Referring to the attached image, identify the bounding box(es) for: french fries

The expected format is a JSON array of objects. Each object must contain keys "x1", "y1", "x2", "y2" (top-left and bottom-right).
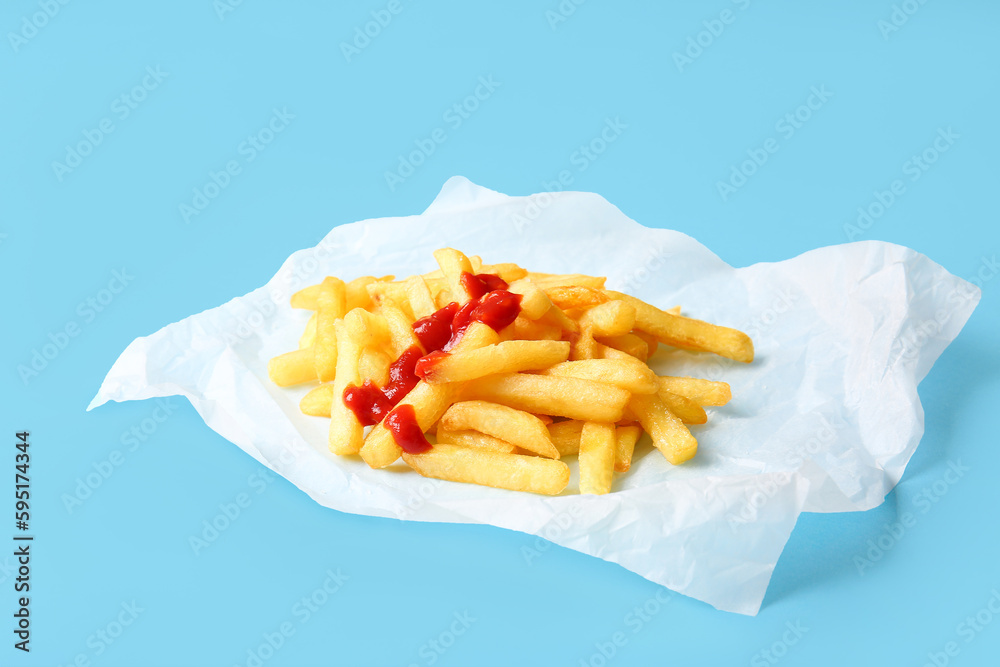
[{"x1": 267, "y1": 247, "x2": 751, "y2": 495}]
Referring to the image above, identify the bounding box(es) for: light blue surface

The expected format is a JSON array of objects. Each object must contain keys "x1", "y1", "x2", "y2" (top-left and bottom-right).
[{"x1": 2, "y1": 1, "x2": 998, "y2": 665}]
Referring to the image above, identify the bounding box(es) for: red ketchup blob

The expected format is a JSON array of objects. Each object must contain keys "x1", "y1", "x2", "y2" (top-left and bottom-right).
[
  {"x1": 414, "y1": 350, "x2": 450, "y2": 380},
  {"x1": 460, "y1": 271, "x2": 508, "y2": 300},
  {"x1": 412, "y1": 302, "x2": 459, "y2": 352},
  {"x1": 342, "y1": 345, "x2": 423, "y2": 426},
  {"x1": 385, "y1": 404, "x2": 431, "y2": 454},
  {"x1": 449, "y1": 290, "x2": 523, "y2": 345}
]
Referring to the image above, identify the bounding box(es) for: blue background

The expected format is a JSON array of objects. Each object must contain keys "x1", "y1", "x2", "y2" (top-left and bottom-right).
[{"x1": 2, "y1": 0, "x2": 998, "y2": 665}]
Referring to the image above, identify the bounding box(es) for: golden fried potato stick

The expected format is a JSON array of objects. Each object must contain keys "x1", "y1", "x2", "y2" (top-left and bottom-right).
[
  {"x1": 402, "y1": 444, "x2": 570, "y2": 495},
  {"x1": 657, "y1": 376, "x2": 732, "y2": 406},
  {"x1": 435, "y1": 427, "x2": 517, "y2": 454},
  {"x1": 578, "y1": 300, "x2": 636, "y2": 338},
  {"x1": 441, "y1": 401, "x2": 559, "y2": 459},
  {"x1": 628, "y1": 394, "x2": 698, "y2": 465},
  {"x1": 360, "y1": 382, "x2": 463, "y2": 468},
  {"x1": 540, "y1": 358, "x2": 657, "y2": 395},
  {"x1": 462, "y1": 373, "x2": 630, "y2": 422},
  {"x1": 547, "y1": 420, "x2": 584, "y2": 457},
  {"x1": 614, "y1": 425, "x2": 642, "y2": 472},
  {"x1": 268, "y1": 348, "x2": 316, "y2": 386},
  {"x1": 300, "y1": 383, "x2": 333, "y2": 417},
  {"x1": 418, "y1": 340, "x2": 570, "y2": 384},
  {"x1": 579, "y1": 422, "x2": 616, "y2": 495},
  {"x1": 299, "y1": 312, "x2": 318, "y2": 349},
  {"x1": 433, "y1": 248, "x2": 475, "y2": 303},
  {"x1": 657, "y1": 389, "x2": 708, "y2": 425},
  {"x1": 313, "y1": 277, "x2": 347, "y2": 382},
  {"x1": 604, "y1": 291, "x2": 753, "y2": 363}
]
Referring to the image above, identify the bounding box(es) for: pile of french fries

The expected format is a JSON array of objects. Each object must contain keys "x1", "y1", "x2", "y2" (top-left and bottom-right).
[{"x1": 267, "y1": 248, "x2": 752, "y2": 496}]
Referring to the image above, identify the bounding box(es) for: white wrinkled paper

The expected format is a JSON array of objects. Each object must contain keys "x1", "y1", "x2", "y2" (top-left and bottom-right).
[{"x1": 89, "y1": 177, "x2": 979, "y2": 614}]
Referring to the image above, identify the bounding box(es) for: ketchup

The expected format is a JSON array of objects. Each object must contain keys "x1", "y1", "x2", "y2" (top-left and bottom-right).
[
  {"x1": 412, "y1": 302, "x2": 458, "y2": 352},
  {"x1": 385, "y1": 404, "x2": 431, "y2": 454},
  {"x1": 460, "y1": 271, "x2": 508, "y2": 299},
  {"x1": 342, "y1": 345, "x2": 423, "y2": 426}
]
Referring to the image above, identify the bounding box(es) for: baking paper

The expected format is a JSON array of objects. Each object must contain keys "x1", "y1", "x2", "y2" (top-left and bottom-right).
[{"x1": 89, "y1": 177, "x2": 979, "y2": 615}]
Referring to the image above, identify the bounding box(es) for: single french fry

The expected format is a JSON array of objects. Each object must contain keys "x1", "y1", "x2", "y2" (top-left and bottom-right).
[
  {"x1": 569, "y1": 328, "x2": 598, "y2": 361},
  {"x1": 448, "y1": 321, "x2": 501, "y2": 352},
  {"x1": 657, "y1": 389, "x2": 707, "y2": 425},
  {"x1": 528, "y1": 273, "x2": 607, "y2": 290},
  {"x1": 360, "y1": 382, "x2": 461, "y2": 468},
  {"x1": 579, "y1": 300, "x2": 636, "y2": 338},
  {"x1": 594, "y1": 343, "x2": 635, "y2": 361},
  {"x1": 544, "y1": 286, "x2": 609, "y2": 310},
  {"x1": 379, "y1": 302, "x2": 422, "y2": 356},
  {"x1": 433, "y1": 248, "x2": 475, "y2": 303},
  {"x1": 345, "y1": 276, "x2": 381, "y2": 311},
  {"x1": 579, "y1": 422, "x2": 615, "y2": 495},
  {"x1": 313, "y1": 277, "x2": 347, "y2": 382},
  {"x1": 614, "y1": 425, "x2": 642, "y2": 472},
  {"x1": 540, "y1": 358, "x2": 657, "y2": 394},
  {"x1": 628, "y1": 394, "x2": 697, "y2": 465},
  {"x1": 299, "y1": 312, "x2": 318, "y2": 349},
  {"x1": 404, "y1": 275, "x2": 436, "y2": 320},
  {"x1": 506, "y1": 278, "x2": 551, "y2": 320},
  {"x1": 328, "y1": 311, "x2": 373, "y2": 455},
  {"x1": 418, "y1": 340, "x2": 570, "y2": 384},
  {"x1": 436, "y1": 427, "x2": 517, "y2": 454},
  {"x1": 657, "y1": 376, "x2": 732, "y2": 406},
  {"x1": 596, "y1": 333, "x2": 647, "y2": 360},
  {"x1": 513, "y1": 316, "x2": 563, "y2": 341},
  {"x1": 268, "y1": 348, "x2": 316, "y2": 386},
  {"x1": 547, "y1": 420, "x2": 584, "y2": 457},
  {"x1": 605, "y1": 291, "x2": 753, "y2": 363},
  {"x1": 300, "y1": 383, "x2": 334, "y2": 417},
  {"x1": 462, "y1": 373, "x2": 630, "y2": 422},
  {"x1": 358, "y1": 347, "x2": 392, "y2": 387},
  {"x1": 402, "y1": 444, "x2": 570, "y2": 495},
  {"x1": 441, "y1": 401, "x2": 559, "y2": 459}
]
